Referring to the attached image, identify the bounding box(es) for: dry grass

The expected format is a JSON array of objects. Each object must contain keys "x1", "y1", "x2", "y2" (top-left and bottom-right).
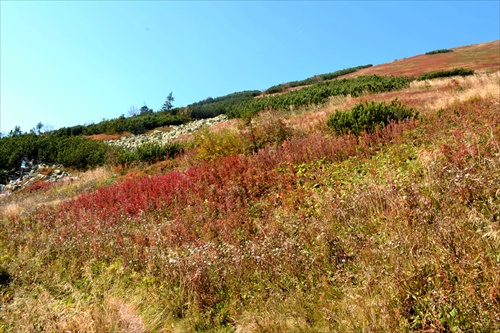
[
  {"x1": 0, "y1": 166, "x2": 116, "y2": 221},
  {"x1": 410, "y1": 71, "x2": 500, "y2": 111},
  {"x1": 85, "y1": 132, "x2": 133, "y2": 141},
  {"x1": 1, "y1": 47, "x2": 500, "y2": 332},
  {"x1": 280, "y1": 71, "x2": 500, "y2": 138},
  {"x1": 2, "y1": 284, "x2": 146, "y2": 333},
  {"x1": 156, "y1": 71, "x2": 499, "y2": 148},
  {"x1": 342, "y1": 40, "x2": 500, "y2": 78},
  {"x1": 3, "y1": 93, "x2": 498, "y2": 331}
]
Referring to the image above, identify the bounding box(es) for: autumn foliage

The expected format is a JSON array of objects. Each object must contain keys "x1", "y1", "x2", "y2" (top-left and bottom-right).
[{"x1": 1, "y1": 46, "x2": 499, "y2": 331}]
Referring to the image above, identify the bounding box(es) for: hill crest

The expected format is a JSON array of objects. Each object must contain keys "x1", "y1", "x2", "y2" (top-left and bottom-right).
[{"x1": 341, "y1": 40, "x2": 500, "y2": 79}]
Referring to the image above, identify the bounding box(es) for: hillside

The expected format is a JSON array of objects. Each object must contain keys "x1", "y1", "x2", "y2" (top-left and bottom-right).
[
  {"x1": 0, "y1": 41, "x2": 499, "y2": 332},
  {"x1": 342, "y1": 40, "x2": 500, "y2": 78}
]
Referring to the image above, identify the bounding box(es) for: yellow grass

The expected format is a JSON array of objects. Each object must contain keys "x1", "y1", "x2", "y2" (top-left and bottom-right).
[
  {"x1": 410, "y1": 71, "x2": 500, "y2": 111},
  {"x1": 270, "y1": 71, "x2": 500, "y2": 138}
]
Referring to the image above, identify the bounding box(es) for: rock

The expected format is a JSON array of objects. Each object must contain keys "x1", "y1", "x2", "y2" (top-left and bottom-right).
[
  {"x1": 106, "y1": 114, "x2": 228, "y2": 150},
  {"x1": 0, "y1": 163, "x2": 72, "y2": 194},
  {"x1": 34, "y1": 174, "x2": 47, "y2": 181},
  {"x1": 1, "y1": 116, "x2": 228, "y2": 193}
]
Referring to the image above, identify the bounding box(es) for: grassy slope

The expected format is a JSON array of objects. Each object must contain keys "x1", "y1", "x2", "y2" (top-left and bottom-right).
[
  {"x1": 342, "y1": 40, "x2": 500, "y2": 78},
  {"x1": 0, "y1": 42, "x2": 499, "y2": 332}
]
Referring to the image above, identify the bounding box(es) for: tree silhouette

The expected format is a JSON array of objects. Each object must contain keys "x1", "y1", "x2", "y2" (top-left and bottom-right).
[
  {"x1": 140, "y1": 105, "x2": 153, "y2": 115},
  {"x1": 162, "y1": 92, "x2": 175, "y2": 112}
]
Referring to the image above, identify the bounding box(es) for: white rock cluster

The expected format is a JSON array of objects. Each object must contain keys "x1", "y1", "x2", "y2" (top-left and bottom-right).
[
  {"x1": 106, "y1": 114, "x2": 228, "y2": 150},
  {"x1": 1, "y1": 163, "x2": 72, "y2": 193}
]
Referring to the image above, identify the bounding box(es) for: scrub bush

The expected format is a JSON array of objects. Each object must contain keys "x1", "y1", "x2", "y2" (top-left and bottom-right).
[
  {"x1": 417, "y1": 68, "x2": 474, "y2": 81},
  {"x1": 425, "y1": 49, "x2": 453, "y2": 55},
  {"x1": 108, "y1": 142, "x2": 183, "y2": 166},
  {"x1": 327, "y1": 99, "x2": 419, "y2": 136},
  {"x1": 135, "y1": 142, "x2": 183, "y2": 163}
]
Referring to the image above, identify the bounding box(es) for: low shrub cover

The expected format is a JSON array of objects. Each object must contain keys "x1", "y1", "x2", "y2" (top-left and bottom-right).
[
  {"x1": 327, "y1": 98, "x2": 419, "y2": 136},
  {"x1": 425, "y1": 49, "x2": 453, "y2": 55},
  {"x1": 417, "y1": 68, "x2": 474, "y2": 81},
  {"x1": 228, "y1": 75, "x2": 411, "y2": 118}
]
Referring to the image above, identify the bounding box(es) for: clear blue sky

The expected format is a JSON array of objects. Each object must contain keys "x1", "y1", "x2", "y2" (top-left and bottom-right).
[{"x1": 1, "y1": 1, "x2": 499, "y2": 134}]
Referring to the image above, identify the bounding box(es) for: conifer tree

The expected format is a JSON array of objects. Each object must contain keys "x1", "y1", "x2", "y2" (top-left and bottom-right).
[{"x1": 162, "y1": 92, "x2": 175, "y2": 112}]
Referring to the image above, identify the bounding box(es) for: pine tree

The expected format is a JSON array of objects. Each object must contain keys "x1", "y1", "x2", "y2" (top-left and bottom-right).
[{"x1": 162, "y1": 92, "x2": 175, "y2": 112}]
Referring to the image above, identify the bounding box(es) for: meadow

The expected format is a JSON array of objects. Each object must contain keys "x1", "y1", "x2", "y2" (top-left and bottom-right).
[{"x1": 1, "y1": 65, "x2": 499, "y2": 331}]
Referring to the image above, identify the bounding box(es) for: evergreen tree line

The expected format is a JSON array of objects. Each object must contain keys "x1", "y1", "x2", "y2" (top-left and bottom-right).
[{"x1": 52, "y1": 90, "x2": 263, "y2": 137}]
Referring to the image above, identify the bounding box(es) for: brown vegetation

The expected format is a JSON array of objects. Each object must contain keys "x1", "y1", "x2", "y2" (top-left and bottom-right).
[
  {"x1": 342, "y1": 40, "x2": 500, "y2": 78},
  {"x1": 1, "y1": 44, "x2": 499, "y2": 332}
]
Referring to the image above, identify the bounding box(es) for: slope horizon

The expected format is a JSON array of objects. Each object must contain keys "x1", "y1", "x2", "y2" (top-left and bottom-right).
[
  {"x1": 1, "y1": 36, "x2": 499, "y2": 331},
  {"x1": 2, "y1": 39, "x2": 499, "y2": 136},
  {"x1": 1, "y1": 0, "x2": 499, "y2": 135}
]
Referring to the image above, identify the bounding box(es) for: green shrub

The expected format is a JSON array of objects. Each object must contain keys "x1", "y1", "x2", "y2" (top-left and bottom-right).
[
  {"x1": 417, "y1": 68, "x2": 474, "y2": 81},
  {"x1": 264, "y1": 64, "x2": 373, "y2": 94},
  {"x1": 109, "y1": 142, "x2": 184, "y2": 166},
  {"x1": 135, "y1": 142, "x2": 183, "y2": 163},
  {"x1": 425, "y1": 49, "x2": 453, "y2": 55},
  {"x1": 187, "y1": 90, "x2": 262, "y2": 119},
  {"x1": 56, "y1": 137, "x2": 108, "y2": 169},
  {"x1": 327, "y1": 99, "x2": 419, "y2": 136},
  {"x1": 0, "y1": 133, "x2": 109, "y2": 172},
  {"x1": 228, "y1": 75, "x2": 411, "y2": 119},
  {"x1": 107, "y1": 146, "x2": 136, "y2": 166},
  {"x1": 265, "y1": 84, "x2": 286, "y2": 94}
]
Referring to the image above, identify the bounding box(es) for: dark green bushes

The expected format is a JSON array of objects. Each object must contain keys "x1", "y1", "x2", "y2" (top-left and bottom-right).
[
  {"x1": 0, "y1": 134, "x2": 109, "y2": 173},
  {"x1": 318, "y1": 64, "x2": 373, "y2": 80},
  {"x1": 187, "y1": 90, "x2": 262, "y2": 119},
  {"x1": 0, "y1": 266, "x2": 12, "y2": 288},
  {"x1": 327, "y1": 99, "x2": 419, "y2": 136},
  {"x1": 0, "y1": 131, "x2": 185, "y2": 182},
  {"x1": 265, "y1": 84, "x2": 287, "y2": 94},
  {"x1": 134, "y1": 142, "x2": 183, "y2": 164},
  {"x1": 55, "y1": 113, "x2": 189, "y2": 137},
  {"x1": 417, "y1": 68, "x2": 474, "y2": 81},
  {"x1": 228, "y1": 75, "x2": 411, "y2": 118},
  {"x1": 109, "y1": 142, "x2": 184, "y2": 166},
  {"x1": 55, "y1": 137, "x2": 109, "y2": 169},
  {"x1": 425, "y1": 49, "x2": 453, "y2": 55},
  {"x1": 0, "y1": 133, "x2": 38, "y2": 171},
  {"x1": 264, "y1": 64, "x2": 373, "y2": 94}
]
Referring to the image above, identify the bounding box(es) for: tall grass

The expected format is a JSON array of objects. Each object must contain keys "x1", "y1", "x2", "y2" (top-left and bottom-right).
[{"x1": 1, "y1": 74, "x2": 499, "y2": 332}]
